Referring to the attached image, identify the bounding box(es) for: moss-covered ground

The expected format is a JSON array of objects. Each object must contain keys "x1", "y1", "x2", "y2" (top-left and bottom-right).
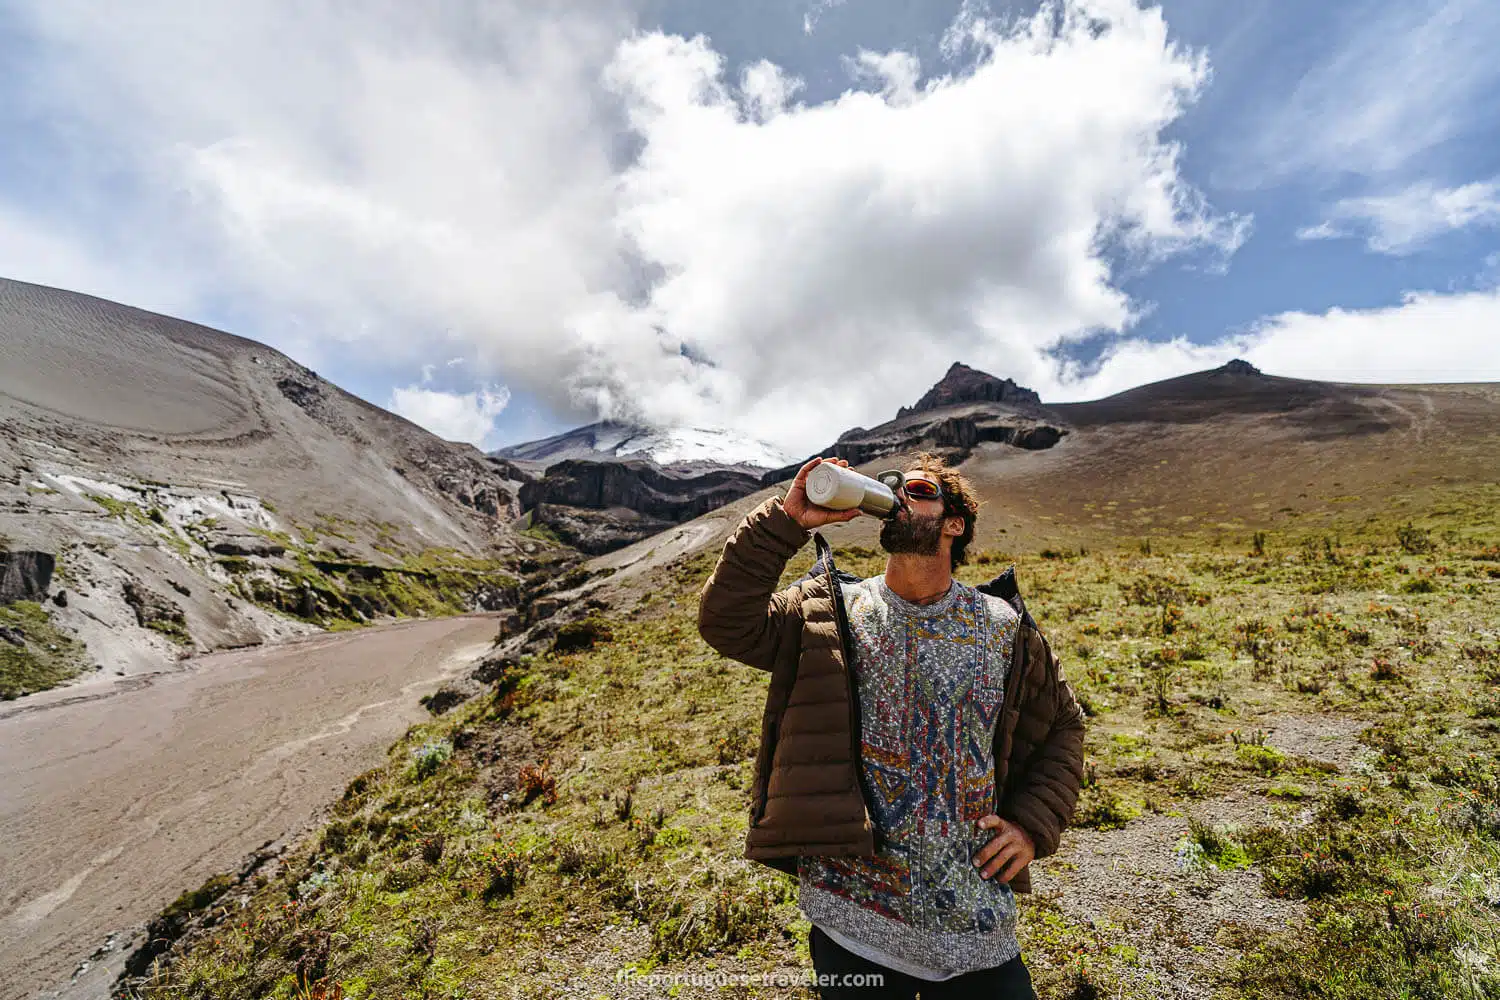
[
  {"x1": 214, "y1": 546, "x2": 521, "y2": 631},
  {"x1": 0, "y1": 599, "x2": 91, "y2": 699},
  {"x1": 128, "y1": 506, "x2": 1500, "y2": 999}
]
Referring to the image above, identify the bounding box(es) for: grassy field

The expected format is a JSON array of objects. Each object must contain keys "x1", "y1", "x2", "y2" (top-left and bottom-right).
[{"x1": 126, "y1": 504, "x2": 1500, "y2": 999}]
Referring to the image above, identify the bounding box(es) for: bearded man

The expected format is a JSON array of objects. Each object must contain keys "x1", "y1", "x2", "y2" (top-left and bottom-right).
[{"x1": 697, "y1": 454, "x2": 1086, "y2": 998}]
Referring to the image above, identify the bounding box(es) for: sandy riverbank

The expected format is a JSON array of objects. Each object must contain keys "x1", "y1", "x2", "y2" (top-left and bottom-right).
[{"x1": 0, "y1": 614, "x2": 497, "y2": 1000}]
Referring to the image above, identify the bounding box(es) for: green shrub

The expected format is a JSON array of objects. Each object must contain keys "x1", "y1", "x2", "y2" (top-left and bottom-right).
[
  {"x1": 1236, "y1": 744, "x2": 1286, "y2": 775},
  {"x1": 1181, "y1": 817, "x2": 1250, "y2": 870},
  {"x1": 1229, "y1": 901, "x2": 1482, "y2": 999},
  {"x1": 0, "y1": 601, "x2": 89, "y2": 699},
  {"x1": 1396, "y1": 522, "x2": 1433, "y2": 555},
  {"x1": 1073, "y1": 786, "x2": 1137, "y2": 830},
  {"x1": 409, "y1": 739, "x2": 452, "y2": 780},
  {"x1": 552, "y1": 616, "x2": 614, "y2": 653}
]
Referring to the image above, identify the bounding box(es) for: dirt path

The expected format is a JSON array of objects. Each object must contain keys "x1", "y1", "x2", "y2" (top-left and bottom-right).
[
  {"x1": 1030, "y1": 713, "x2": 1372, "y2": 997},
  {"x1": 0, "y1": 615, "x2": 498, "y2": 1000}
]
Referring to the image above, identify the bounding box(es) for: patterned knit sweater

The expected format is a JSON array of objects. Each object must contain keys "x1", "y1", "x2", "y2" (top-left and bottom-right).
[{"x1": 798, "y1": 575, "x2": 1021, "y2": 981}]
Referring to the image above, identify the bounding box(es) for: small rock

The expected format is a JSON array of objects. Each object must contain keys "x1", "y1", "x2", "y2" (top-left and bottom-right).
[
  {"x1": 204, "y1": 529, "x2": 285, "y2": 558},
  {"x1": 0, "y1": 626, "x2": 24, "y2": 646},
  {"x1": 52, "y1": 590, "x2": 68, "y2": 607}
]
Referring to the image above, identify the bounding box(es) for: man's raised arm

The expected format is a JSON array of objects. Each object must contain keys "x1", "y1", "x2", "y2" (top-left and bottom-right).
[{"x1": 697, "y1": 457, "x2": 863, "y2": 671}]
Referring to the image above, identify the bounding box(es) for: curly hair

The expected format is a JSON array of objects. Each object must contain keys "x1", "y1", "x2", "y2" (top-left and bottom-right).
[{"x1": 907, "y1": 452, "x2": 983, "y2": 571}]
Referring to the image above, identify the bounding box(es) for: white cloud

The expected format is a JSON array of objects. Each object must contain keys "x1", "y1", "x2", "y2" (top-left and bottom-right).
[
  {"x1": 803, "y1": 0, "x2": 848, "y2": 36},
  {"x1": 1235, "y1": 289, "x2": 1500, "y2": 383},
  {"x1": 585, "y1": 3, "x2": 1247, "y2": 452},
  {"x1": 10, "y1": 0, "x2": 632, "y2": 375},
  {"x1": 7, "y1": 0, "x2": 1248, "y2": 456},
  {"x1": 1046, "y1": 287, "x2": 1500, "y2": 402},
  {"x1": 843, "y1": 49, "x2": 922, "y2": 105},
  {"x1": 1240, "y1": 0, "x2": 1500, "y2": 185},
  {"x1": 388, "y1": 384, "x2": 512, "y2": 447},
  {"x1": 1298, "y1": 179, "x2": 1500, "y2": 255}
]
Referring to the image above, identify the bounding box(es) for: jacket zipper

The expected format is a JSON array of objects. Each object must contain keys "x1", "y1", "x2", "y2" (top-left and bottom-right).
[
  {"x1": 994, "y1": 621, "x2": 1031, "y2": 803},
  {"x1": 817, "y1": 535, "x2": 877, "y2": 847}
]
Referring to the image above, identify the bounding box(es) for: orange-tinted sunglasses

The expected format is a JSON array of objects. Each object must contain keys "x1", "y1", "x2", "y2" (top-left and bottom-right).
[{"x1": 876, "y1": 470, "x2": 942, "y2": 501}]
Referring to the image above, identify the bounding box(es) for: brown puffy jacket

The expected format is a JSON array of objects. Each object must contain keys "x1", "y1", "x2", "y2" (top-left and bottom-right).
[{"x1": 697, "y1": 495, "x2": 1086, "y2": 893}]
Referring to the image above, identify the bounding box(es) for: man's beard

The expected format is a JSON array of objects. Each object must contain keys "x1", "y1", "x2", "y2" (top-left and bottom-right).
[{"x1": 879, "y1": 509, "x2": 945, "y2": 556}]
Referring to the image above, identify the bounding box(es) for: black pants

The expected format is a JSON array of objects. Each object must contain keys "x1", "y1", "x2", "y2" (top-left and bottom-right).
[{"x1": 809, "y1": 925, "x2": 1038, "y2": 999}]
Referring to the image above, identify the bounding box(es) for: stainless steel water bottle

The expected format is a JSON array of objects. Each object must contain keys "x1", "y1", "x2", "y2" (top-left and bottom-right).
[{"x1": 804, "y1": 463, "x2": 901, "y2": 518}]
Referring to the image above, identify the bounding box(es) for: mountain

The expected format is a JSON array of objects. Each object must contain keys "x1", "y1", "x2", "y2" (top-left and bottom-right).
[
  {"x1": 763, "y1": 363, "x2": 1067, "y2": 484},
  {"x1": 617, "y1": 359, "x2": 1500, "y2": 570},
  {"x1": 489, "y1": 422, "x2": 793, "y2": 555},
  {"x1": 491, "y1": 420, "x2": 793, "y2": 474},
  {"x1": 497, "y1": 363, "x2": 1070, "y2": 553},
  {"x1": 897, "y1": 362, "x2": 1045, "y2": 417},
  {"x1": 513, "y1": 459, "x2": 766, "y2": 555},
  {"x1": 0, "y1": 277, "x2": 554, "y2": 696}
]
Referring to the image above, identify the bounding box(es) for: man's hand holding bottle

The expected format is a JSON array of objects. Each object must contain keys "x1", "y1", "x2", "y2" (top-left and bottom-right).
[{"x1": 783, "y1": 457, "x2": 866, "y2": 530}]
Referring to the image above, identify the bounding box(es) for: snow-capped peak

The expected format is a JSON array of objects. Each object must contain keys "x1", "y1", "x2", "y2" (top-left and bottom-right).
[
  {"x1": 491, "y1": 420, "x2": 796, "y2": 471},
  {"x1": 612, "y1": 426, "x2": 795, "y2": 469}
]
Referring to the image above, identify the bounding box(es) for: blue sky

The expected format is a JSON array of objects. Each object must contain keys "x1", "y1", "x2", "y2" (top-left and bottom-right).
[{"x1": 1, "y1": 0, "x2": 1498, "y2": 460}]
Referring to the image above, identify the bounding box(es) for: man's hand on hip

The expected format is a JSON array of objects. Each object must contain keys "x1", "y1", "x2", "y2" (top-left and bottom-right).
[{"x1": 972, "y1": 815, "x2": 1035, "y2": 883}]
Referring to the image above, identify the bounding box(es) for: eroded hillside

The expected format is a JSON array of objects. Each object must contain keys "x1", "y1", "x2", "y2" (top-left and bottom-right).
[{"x1": 0, "y1": 278, "x2": 555, "y2": 698}]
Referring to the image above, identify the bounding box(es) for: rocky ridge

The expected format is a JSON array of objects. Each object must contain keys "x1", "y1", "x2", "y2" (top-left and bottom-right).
[
  {"x1": 897, "y1": 362, "x2": 1044, "y2": 416},
  {"x1": 762, "y1": 365, "x2": 1069, "y2": 484}
]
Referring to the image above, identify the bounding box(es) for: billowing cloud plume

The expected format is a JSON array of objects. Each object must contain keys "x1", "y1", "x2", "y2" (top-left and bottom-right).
[
  {"x1": 2, "y1": 0, "x2": 1255, "y2": 456},
  {"x1": 565, "y1": 2, "x2": 1248, "y2": 451}
]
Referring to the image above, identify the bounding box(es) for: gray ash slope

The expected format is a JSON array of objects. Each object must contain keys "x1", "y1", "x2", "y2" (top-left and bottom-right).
[
  {"x1": 0, "y1": 277, "x2": 537, "y2": 686},
  {"x1": 617, "y1": 357, "x2": 1500, "y2": 576}
]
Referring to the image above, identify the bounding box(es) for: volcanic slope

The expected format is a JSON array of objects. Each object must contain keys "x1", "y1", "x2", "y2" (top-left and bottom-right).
[{"x1": 0, "y1": 277, "x2": 539, "y2": 691}]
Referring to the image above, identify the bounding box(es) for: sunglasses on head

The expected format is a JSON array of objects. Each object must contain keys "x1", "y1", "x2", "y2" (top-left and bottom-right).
[{"x1": 876, "y1": 470, "x2": 942, "y2": 501}]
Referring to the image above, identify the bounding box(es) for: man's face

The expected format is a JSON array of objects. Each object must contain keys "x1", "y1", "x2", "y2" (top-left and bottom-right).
[{"x1": 879, "y1": 472, "x2": 948, "y2": 556}]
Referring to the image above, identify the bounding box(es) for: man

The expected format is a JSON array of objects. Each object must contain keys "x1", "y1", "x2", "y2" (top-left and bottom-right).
[{"x1": 697, "y1": 454, "x2": 1086, "y2": 998}]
